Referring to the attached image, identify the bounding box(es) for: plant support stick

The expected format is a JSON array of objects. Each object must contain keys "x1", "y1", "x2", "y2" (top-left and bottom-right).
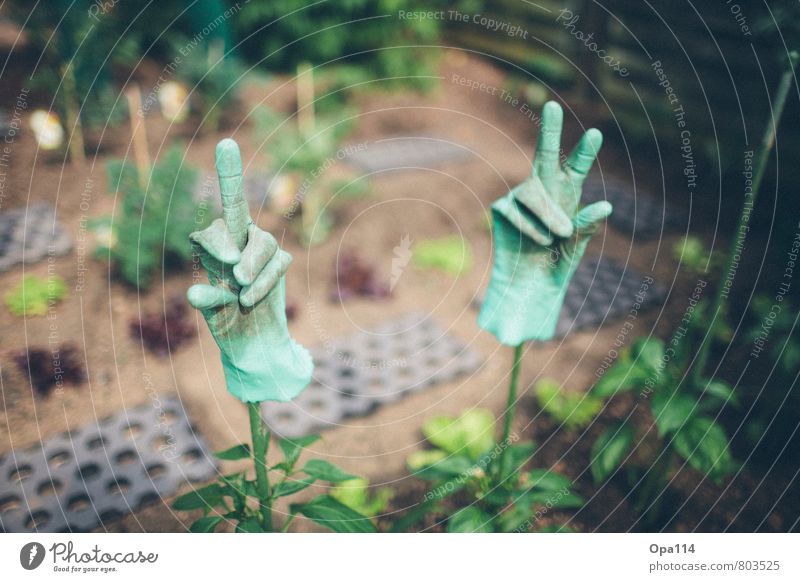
[
  {"x1": 690, "y1": 52, "x2": 799, "y2": 387},
  {"x1": 497, "y1": 343, "x2": 524, "y2": 479}
]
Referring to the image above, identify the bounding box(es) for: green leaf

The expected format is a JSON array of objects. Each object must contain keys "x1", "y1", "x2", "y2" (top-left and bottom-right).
[
  {"x1": 632, "y1": 337, "x2": 666, "y2": 372},
  {"x1": 422, "y1": 409, "x2": 495, "y2": 460},
  {"x1": 525, "y1": 469, "x2": 572, "y2": 492},
  {"x1": 189, "y1": 516, "x2": 223, "y2": 533},
  {"x1": 214, "y1": 444, "x2": 251, "y2": 461},
  {"x1": 272, "y1": 476, "x2": 317, "y2": 498},
  {"x1": 701, "y1": 379, "x2": 739, "y2": 407},
  {"x1": 406, "y1": 449, "x2": 447, "y2": 472},
  {"x1": 590, "y1": 423, "x2": 635, "y2": 484},
  {"x1": 414, "y1": 454, "x2": 476, "y2": 481},
  {"x1": 535, "y1": 379, "x2": 603, "y2": 430},
  {"x1": 447, "y1": 506, "x2": 493, "y2": 533},
  {"x1": 279, "y1": 435, "x2": 321, "y2": 467},
  {"x1": 235, "y1": 518, "x2": 265, "y2": 533},
  {"x1": 505, "y1": 441, "x2": 537, "y2": 473},
  {"x1": 673, "y1": 417, "x2": 735, "y2": 483},
  {"x1": 172, "y1": 483, "x2": 226, "y2": 511},
  {"x1": 291, "y1": 495, "x2": 376, "y2": 533},
  {"x1": 331, "y1": 478, "x2": 393, "y2": 519},
  {"x1": 652, "y1": 394, "x2": 696, "y2": 437},
  {"x1": 302, "y1": 459, "x2": 356, "y2": 483},
  {"x1": 592, "y1": 355, "x2": 651, "y2": 398}
]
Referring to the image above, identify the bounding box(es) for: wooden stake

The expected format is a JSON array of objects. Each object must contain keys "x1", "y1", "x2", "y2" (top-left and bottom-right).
[
  {"x1": 61, "y1": 62, "x2": 86, "y2": 166},
  {"x1": 125, "y1": 84, "x2": 151, "y2": 188},
  {"x1": 296, "y1": 62, "x2": 315, "y2": 136}
]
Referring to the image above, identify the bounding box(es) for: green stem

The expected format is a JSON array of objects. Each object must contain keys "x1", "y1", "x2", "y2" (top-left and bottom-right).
[
  {"x1": 689, "y1": 52, "x2": 798, "y2": 388},
  {"x1": 635, "y1": 451, "x2": 672, "y2": 528},
  {"x1": 248, "y1": 401, "x2": 273, "y2": 531},
  {"x1": 496, "y1": 343, "x2": 524, "y2": 480},
  {"x1": 280, "y1": 513, "x2": 297, "y2": 533}
]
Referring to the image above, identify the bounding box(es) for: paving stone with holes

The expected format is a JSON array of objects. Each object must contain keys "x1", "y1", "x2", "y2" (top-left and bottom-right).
[
  {"x1": 554, "y1": 256, "x2": 665, "y2": 337},
  {"x1": 583, "y1": 173, "x2": 688, "y2": 239},
  {"x1": 0, "y1": 395, "x2": 215, "y2": 532},
  {"x1": 343, "y1": 136, "x2": 472, "y2": 174},
  {"x1": 262, "y1": 313, "x2": 482, "y2": 438},
  {"x1": 0, "y1": 203, "x2": 73, "y2": 272}
]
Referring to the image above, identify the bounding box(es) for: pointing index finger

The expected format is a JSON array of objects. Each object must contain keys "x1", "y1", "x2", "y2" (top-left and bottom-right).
[
  {"x1": 534, "y1": 101, "x2": 563, "y2": 178},
  {"x1": 216, "y1": 138, "x2": 252, "y2": 250}
]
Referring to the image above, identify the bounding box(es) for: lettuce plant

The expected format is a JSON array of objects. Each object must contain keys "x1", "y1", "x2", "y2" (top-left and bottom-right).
[{"x1": 398, "y1": 409, "x2": 582, "y2": 532}]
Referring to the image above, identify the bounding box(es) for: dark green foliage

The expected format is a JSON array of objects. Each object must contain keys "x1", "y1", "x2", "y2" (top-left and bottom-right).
[
  {"x1": 9, "y1": 1, "x2": 136, "y2": 130},
  {"x1": 172, "y1": 39, "x2": 244, "y2": 131},
  {"x1": 589, "y1": 326, "x2": 739, "y2": 524},
  {"x1": 173, "y1": 433, "x2": 375, "y2": 533},
  {"x1": 233, "y1": 0, "x2": 443, "y2": 90},
  {"x1": 106, "y1": 146, "x2": 203, "y2": 288}
]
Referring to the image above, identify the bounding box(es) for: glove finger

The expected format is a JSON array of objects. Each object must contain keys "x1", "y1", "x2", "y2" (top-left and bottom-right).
[
  {"x1": 239, "y1": 249, "x2": 293, "y2": 308},
  {"x1": 187, "y1": 284, "x2": 238, "y2": 311},
  {"x1": 533, "y1": 101, "x2": 563, "y2": 179},
  {"x1": 565, "y1": 128, "x2": 603, "y2": 189},
  {"x1": 233, "y1": 224, "x2": 279, "y2": 287},
  {"x1": 512, "y1": 178, "x2": 574, "y2": 238},
  {"x1": 492, "y1": 194, "x2": 554, "y2": 246},
  {"x1": 575, "y1": 200, "x2": 613, "y2": 236},
  {"x1": 189, "y1": 218, "x2": 242, "y2": 265}
]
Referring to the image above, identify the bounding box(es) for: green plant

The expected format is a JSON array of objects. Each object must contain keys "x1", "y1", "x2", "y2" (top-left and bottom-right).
[
  {"x1": 174, "y1": 432, "x2": 374, "y2": 532},
  {"x1": 176, "y1": 139, "x2": 374, "y2": 533},
  {"x1": 331, "y1": 478, "x2": 393, "y2": 523},
  {"x1": 672, "y1": 235, "x2": 721, "y2": 274},
  {"x1": 173, "y1": 38, "x2": 244, "y2": 131},
  {"x1": 534, "y1": 378, "x2": 603, "y2": 431},
  {"x1": 9, "y1": 2, "x2": 138, "y2": 161},
  {"x1": 589, "y1": 334, "x2": 739, "y2": 525},
  {"x1": 398, "y1": 409, "x2": 582, "y2": 532},
  {"x1": 5, "y1": 275, "x2": 67, "y2": 316},
  {"x1": 255, "y1": 104, "x2": 366, "y2": 245},
  {"x1": 741, "y1": 295, "x2": 800, "y2": 452},
  {"x1": 234, "y1": 1, "x2": 442, "y2": 91},
  {"x1": 106, "y1": 145, "x2": 205, "y2": 288},
  {"x1": 412, "y1": 236, "x2": 473, "y2": 275}
]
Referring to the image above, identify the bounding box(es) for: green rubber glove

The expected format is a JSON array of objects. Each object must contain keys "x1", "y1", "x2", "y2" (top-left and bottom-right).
[
  {"x1": 478, "y1": 101, "x2": 613, "y2": 345},
  {"x1": 187, "y1": 139, "x2": 313, "y2": 403}
]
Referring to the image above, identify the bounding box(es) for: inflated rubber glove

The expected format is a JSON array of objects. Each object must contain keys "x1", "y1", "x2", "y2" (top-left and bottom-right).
[
  {"x1": 478, "y1": 101, "x2": 613, "y2": 345},
  {"x1": 187, "y1": 139, "x2": 313, "y2": 402}
]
